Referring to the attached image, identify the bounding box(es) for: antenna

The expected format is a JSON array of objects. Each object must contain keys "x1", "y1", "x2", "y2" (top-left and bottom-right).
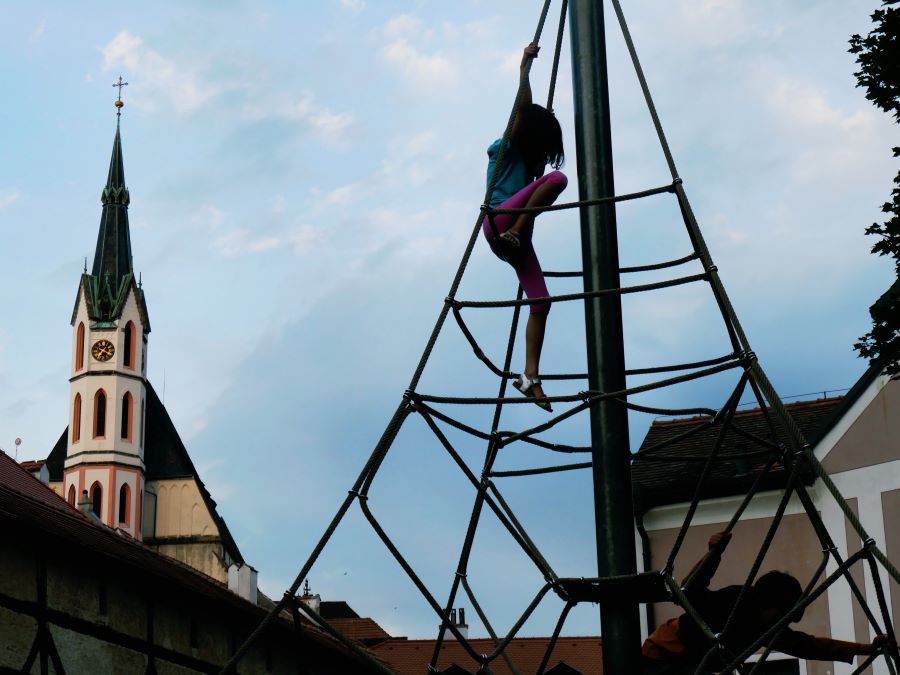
[{"x1": 14, "y1": 437, "x2": 21, "y2": 461}]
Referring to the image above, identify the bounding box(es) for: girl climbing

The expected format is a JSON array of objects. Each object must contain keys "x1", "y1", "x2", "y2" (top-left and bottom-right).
[{"x1": 483, "y1": 42, "x2": 567, "y2": 412}]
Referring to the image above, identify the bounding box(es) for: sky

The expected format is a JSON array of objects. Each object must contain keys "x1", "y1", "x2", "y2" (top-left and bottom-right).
[{"x1": 0, "y1": 0, "x2": 897, "y2": 641}]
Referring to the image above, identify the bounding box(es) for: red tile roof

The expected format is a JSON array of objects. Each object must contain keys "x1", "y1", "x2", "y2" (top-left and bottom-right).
[
  {"x1": 372, "y1": 636, "x2": 602, "y2": 675},
  {"x1": 18, "y1": 459, "x2": 46, "y2": 472},
  {"x1": 330, "y1": 617, "x2": 393, "y2": 645},
  {"x1": 632, "y1": 397, "x2": 843, "y2": 510}
]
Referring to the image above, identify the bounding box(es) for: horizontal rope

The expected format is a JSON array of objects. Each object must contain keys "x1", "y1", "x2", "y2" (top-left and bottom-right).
[
  {"x1": 452, "y1": 273, "x2": 707, "y2": 310},
  {"x1": 490, "y1": 461, "x2": 591, "y2": 477},
  {"x1": 484, "y1": 182, "x2": 674, "y2": 216},
  {"x1": 620, "y1": 252, "x2": 701, "y2": 274}
]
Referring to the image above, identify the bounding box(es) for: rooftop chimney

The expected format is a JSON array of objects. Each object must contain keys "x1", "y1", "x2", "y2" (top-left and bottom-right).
[
  {"x1": 442, "y1": 607, "x2": 468, "y2": 640},
  {"x1": 227, "y1": 563, "x2": 258, "y2": 604}
]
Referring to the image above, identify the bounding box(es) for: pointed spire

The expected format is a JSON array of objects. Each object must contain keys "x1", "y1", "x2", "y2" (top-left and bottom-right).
[{"x1": 90, "y1": 115, "x2": 133, "y2": 294}]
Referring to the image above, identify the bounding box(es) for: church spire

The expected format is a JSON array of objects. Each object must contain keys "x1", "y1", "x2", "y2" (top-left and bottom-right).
[{"x1": 91, "y1": 119, "x2": 133, "y2": 287}]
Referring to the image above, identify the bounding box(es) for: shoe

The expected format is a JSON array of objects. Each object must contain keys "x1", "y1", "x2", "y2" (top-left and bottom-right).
[
  {"x1": 514, "y1": 374, "x2": 552, "y2": 412},
  {"x1": 498, "y1": 230, "x2": 523, "y2": 264}
]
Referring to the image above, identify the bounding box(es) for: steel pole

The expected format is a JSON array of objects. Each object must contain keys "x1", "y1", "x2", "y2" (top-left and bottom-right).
[{"x1": 568, "y1": 1, "x2": 641, "y2": 672}]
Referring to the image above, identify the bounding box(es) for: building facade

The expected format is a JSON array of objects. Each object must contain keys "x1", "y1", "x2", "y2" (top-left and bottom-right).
[{"x1": 634, "y1": 368, "x2": 900, "y2": 675}]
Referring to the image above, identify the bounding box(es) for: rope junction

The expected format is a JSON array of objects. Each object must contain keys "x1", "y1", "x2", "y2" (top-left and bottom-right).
[{"x1": 222, "y1": 2, "x2": 900, "y2": 673}]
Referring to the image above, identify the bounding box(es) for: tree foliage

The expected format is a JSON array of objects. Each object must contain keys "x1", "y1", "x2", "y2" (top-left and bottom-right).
[{"x1": 849, "y1": 1, "x2": 900, "y2": 375}]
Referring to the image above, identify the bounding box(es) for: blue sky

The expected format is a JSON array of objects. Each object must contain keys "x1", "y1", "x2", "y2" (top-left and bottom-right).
[{"x1": 1, "y1": 0, "x2": 896, "y2": 640}]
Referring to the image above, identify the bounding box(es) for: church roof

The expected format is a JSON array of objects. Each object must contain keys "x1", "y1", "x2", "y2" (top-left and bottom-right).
[{"x1": 45, "y1": 381, "x2": 244, "y2": 565}]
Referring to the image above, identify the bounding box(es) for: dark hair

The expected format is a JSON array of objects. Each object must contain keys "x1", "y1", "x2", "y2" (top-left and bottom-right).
[
  {"x1": 755, "y1": 571, "x2": 804, "y2": 619},
  {"x1": 514, "y1": 103, "x2": 564, "y2": 173}
]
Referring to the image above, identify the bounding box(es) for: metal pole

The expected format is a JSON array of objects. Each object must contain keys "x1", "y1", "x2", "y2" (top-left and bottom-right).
[{"x1": 568, "y1": 1, "x2": 641, "y2": 672}]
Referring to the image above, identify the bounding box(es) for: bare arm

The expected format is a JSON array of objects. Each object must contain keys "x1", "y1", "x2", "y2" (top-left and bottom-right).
[
  {"x1": 683, "y1": 531, "x2": 732, "y2": 597},
  {"x1": 775, "y1": 631, "x2": 890, "y2": 664},
  {"x1": 510, "y1": 43, "x2": 538, "y2": 140}
]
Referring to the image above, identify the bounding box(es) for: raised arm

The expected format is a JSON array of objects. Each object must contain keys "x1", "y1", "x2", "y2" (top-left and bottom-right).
[
  {"x1": 510, "y1": 43, "x2": 538, "y2": 140},
  {"x1": 683, "y1": 531, "x2": 732, "y2": 598}
]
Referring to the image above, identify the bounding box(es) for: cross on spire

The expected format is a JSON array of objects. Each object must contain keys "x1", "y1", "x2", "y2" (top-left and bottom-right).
[{"x1": 112, "y1": 76, "x2": 128, "y2": 115}]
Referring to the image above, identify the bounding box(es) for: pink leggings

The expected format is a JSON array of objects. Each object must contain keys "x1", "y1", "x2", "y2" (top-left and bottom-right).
[{"x1": 482, "y1": 170, "x2": 568, "y2": 315}]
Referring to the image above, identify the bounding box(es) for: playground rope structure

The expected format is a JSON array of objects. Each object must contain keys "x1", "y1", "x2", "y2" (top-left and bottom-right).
[{"x1": 222, "y1": 2, "x2": 900, "y2": 674}]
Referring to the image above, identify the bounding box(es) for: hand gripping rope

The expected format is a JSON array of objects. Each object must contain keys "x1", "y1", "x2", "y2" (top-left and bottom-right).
[{"x1": 220, "y1": 2, "x2": 900, "y2": 674}]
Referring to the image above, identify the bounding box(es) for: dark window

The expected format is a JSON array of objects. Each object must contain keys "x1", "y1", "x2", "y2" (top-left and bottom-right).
[
  {"x1": 91, "y1": 483, "x2": 102, "y2": 517},
  {"x1": 121, "y1": 392, "x2": 132, "y2": 440},
  {"x1": 67, "y1": 485, "x2": 76, "y2": 505},
  {"x1": 123, "y1": 321, "x2": 135, "y2": 368},
  {"x1": 76, "y1": 322, "x2": 85, "y2": 370},
  {"x1": 94, "y1": 390, "x2": 107, "y2": 438},
  {"x1": 118, "y1": 483, "x2": 130, "y2": 524},
  {"x1": 73, "y1": 394, "x2": 82, "y2": 443}
]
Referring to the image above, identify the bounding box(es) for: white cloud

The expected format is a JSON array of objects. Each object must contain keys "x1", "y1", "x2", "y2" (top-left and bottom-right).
[
  {"x1": 383, "y1": 14, "x2": 421, "y2": 39},
  {"x1": 340, "y1": 0, "x2": 366, "y2": 13},
  {"x1": 214, "y1": 229, "x2": 281, "y2": 257},
  {"x1": 246, "y1": 92, "x2": 355, "y2": 144},
  {"x1": 30, "y1": 15, "x2": 47, "y2": 42},
  {"x1": 0, "y1": 189, "x2": 21, "y2": 209},
  {"x1": 101, "y1": 31, "x2": 227, "y2": 116},
  {"x1": 380, "y1": 15, "x2": 457, "y2": 91},
  {"x1": 382, "y1": 38, "x2": 458, "y2": 90},
  {"x1": 286, "y1": 226, "x2": 323, "y2": 255}
]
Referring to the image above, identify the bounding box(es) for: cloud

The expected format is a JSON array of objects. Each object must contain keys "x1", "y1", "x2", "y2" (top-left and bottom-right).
[
  {"x1": 213, "y1": 229, "x2": 281, "y2": 257},
  {"x1": 340, "y1": 0, "x2": 366, "y2": 13},
  {"x1": 101, "y1": 31, "x2": 227, "y2": 116},
  {"x1": 0, "y1": 189, "x2": 21, "y2": 209},
  {"x1": 380, "y1": 15, "x2": 458, "y2": 91},
  {"x1": 245, "y1": 93, "x2": 355, "y2": 145},
  {"x1": 30, "y1": 15, "x2": 47, "y2": 42}
]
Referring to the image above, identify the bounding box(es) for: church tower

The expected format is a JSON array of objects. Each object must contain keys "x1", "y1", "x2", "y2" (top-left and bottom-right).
[{"x1": 63, "y1": 104, "x2": 150, "y2": 539}]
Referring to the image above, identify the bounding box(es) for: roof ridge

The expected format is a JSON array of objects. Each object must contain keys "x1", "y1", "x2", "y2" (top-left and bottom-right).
[{"x1": 650, "y1": 395, "x2": 845, "y2": 426}]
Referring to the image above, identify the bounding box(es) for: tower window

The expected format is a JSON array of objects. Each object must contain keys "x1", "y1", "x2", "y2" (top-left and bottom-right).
[
  {"x1": 67, "y1": 484, "x2": 76, "y2": 506},
  {"x1": 121, "y1": 392, "x2": 133, "y2": 441},
  {"x1": 90, "y1": 482, "x2": 102, "y2": 518},
  {"x1": 73, "y1": 393, "x2": 82, "y2": 443},
  {"x1": 94, "y1": 390, "x2": 107, "y2": 438},
  {"x1": 118, "y1": 483, "x2": 130, "y2": 525},
  {"x1": 76, "y1": 322, "x2": 85, "y2": 371},
  {"x1": 123, "y1": 321, "x2": 135, "y2": 369}
]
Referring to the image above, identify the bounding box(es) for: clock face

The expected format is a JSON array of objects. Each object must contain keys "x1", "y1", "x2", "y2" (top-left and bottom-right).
[{"x1": 91, "y1": 339, "x2": 115, "y2": 362}]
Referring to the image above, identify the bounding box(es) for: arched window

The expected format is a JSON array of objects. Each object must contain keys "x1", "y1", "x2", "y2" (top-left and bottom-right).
[
  {"x1": 76, "y1": 322, "x2": 85, "y2": 370},
  {"x1": 90, "y1": 483, "x2": 102, "y2": 518},
  {"x1": 94, "y1": 390, "x2": 107, "y2": 438},
  {"x1": 123, "y1": 321, "x2": 135, "y2": 369},
  {"x1": 67, "y1": 484, "x2": 76, "y2": 506},
  {"x1": 118, "y1": 483, "x2": 130, "y2": 525},
  {"x1": 72, "y1": 394, "x2": 82, "y2": 443},
  {"x1": 121, "y1": 392, "x2": 133, "y2": 441}
]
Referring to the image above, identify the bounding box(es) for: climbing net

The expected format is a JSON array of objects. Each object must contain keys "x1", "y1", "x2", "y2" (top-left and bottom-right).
[{"x1": 223, "y1": 2, "x2": 900, "y2": 674}]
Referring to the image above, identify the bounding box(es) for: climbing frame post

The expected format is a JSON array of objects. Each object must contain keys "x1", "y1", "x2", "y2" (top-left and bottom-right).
[{"x1": 568, "y1": 0, "x2": 641, "y2": 672}]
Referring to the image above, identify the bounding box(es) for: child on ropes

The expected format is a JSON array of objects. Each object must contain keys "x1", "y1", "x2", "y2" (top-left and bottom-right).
[
  {"x1": 641, "y1": 531, "x2": 889, "y2": 674},
  {"x1": 482, "y1": 42, "x2": 568, "y2": 412}
]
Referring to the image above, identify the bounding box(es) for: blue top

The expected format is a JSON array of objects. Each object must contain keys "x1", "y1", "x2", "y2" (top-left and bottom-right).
[{"x1": 485, "y1": 138, "x2": 531, "y2": 207}]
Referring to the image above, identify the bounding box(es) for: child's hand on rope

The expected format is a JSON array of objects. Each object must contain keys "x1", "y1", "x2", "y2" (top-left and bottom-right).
[
  {"x1": 708, "y1": 531, "x2": 732, "y2": 554},
  {"x1": 870, "y1": 634, "x2": 892, "y2": 654},
  {"x1": 521, "y1": 42, "x2": 540, "y2": 70}
]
